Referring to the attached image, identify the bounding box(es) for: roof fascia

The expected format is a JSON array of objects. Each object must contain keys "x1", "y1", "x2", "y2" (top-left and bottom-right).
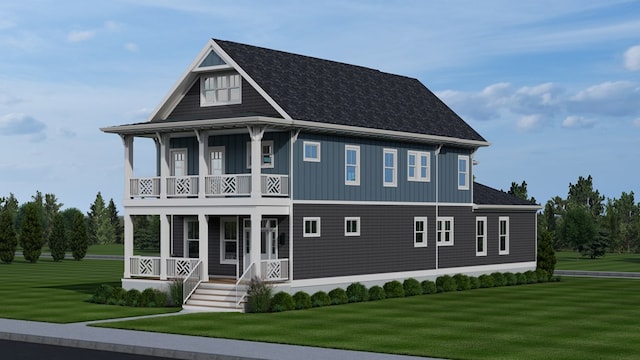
[{"x1": 473, "y1": 204, "x2": 541, "y2": 211}]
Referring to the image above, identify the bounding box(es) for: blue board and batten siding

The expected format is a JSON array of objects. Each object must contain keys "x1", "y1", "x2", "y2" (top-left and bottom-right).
[{"x1": 293, "y1": 133, "x2": 472, "y2": 203}]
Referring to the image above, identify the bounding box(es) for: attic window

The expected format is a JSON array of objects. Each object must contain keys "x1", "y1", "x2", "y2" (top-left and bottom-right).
[
  {"x1": 201, "y1": 74, "x2": 241, "y2": 106},
  {"x1": 198, "y1": 51, "x2": 227, "y2": 68}
]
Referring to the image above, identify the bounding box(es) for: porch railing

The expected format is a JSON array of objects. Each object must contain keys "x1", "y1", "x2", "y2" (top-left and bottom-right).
[
  {"x1": 235, "y1": 262, "x2": 256, "y2": 308},
  {"x1": 130, "y1": 177, "x2": 160, "y2": 198},
  {"x1": 261, "y1": 259, "x2": 289, "y2": 281},
  {"x1": 205, "y1": 174, "x2": 251, "y2": 196},
  {"x1": 167, "y1": 258, "x2": 200, "y2": 277},
  {"x1": 182, "y1": 260, "x2": 203, "y2": 304},
  {"x1": 129, "y1": 256, "x2": 198, "y2": 279},
  {"x1": 261, "y1": 175, "x2": 289, "y2": 196},
  {"x1": 167, "y1": 176, "x2": 199, "y2": 197}
]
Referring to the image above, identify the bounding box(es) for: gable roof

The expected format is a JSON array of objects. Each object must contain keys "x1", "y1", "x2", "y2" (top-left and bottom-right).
[
  {"x1": 473, "y1": 182, "x2": 538, "y2": 207},
  {"x1": 214, "y1": 39, "x2": 486, "y2": 143}
]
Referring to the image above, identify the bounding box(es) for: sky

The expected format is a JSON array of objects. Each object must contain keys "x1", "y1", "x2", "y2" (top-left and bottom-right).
[{"x1": 1, "y1": 0, "x2": 640, "y2": 212}]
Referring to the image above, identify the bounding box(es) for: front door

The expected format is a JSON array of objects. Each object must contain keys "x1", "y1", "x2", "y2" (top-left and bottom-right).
[{"x1": 243, "y1": 218, "x2": 278, "y2": 272}]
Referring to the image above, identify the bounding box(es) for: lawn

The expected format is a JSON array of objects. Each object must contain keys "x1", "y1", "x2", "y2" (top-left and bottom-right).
[
  {"x1": 556, "y1": 251, "x2": 640, "y2": 272},
  {"x1": 96, "y1": 277, "x2": 640, "y2": 360},
  {"x1": 0, "y1": 258, "x2": 178, "y2": 323}
]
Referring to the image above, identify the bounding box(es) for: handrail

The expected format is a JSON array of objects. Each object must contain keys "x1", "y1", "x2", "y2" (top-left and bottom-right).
[
  {"x1": 235, "y1": 262, "x2": 255, "y2": 308},
  {"x1": 182, "y1": 260, "x2": 203, "y2": 304}
]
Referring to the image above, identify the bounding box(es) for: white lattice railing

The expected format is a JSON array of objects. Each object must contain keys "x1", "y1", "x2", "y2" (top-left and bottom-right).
[
  {"x1": 261, "y1": 175, "x2": 289, "y2": 196},
  {"x1": 130, "y1": 256, "x2": 161, "y2": 277},
  {"x1": 205, "y1": 174, "x2": 252, "y2": 196},
  {"x1": 167, "y1": 176, "x2": 199, "y2": 197},
  {"x1": 261, "y1": 259, "x2": 289, "y2": 281},
  {"x1": 130, "y1": 177, "x2": 160, "y2": 198},
  {"x1": 182, "y1": 260, "x2": 203, "y2": 304},
  {"x1": 167, "y1": 258, "x2": 200, "y2": 278}
]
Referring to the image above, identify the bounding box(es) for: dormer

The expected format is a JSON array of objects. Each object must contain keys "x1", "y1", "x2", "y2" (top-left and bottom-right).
[{"x1": 192, "y1": 51, "x2": 242, "y2": 107}]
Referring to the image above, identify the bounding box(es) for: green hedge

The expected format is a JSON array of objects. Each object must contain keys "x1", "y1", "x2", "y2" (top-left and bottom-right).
[{"x1": 88, "y1": 285, "x2": 171, "y2": 307}]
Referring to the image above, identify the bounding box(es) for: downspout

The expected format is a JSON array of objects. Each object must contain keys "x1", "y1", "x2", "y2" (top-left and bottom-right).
[
  {"x1": 289, "y1": 129, "x2": 300, "y2": 283},
  {"x1": 435, "y1": 144, "x2": 443, "y2": 273}
]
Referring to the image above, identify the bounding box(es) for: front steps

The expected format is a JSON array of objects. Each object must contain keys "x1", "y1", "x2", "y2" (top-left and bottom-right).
[{"x1": 183, "y1": 281, "x2": 248, "y2": 312}]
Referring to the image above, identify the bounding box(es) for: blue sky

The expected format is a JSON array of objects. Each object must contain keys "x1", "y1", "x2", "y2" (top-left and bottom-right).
[{"x1": 1, "y1": 0, "x2": 639, "y2": 211}]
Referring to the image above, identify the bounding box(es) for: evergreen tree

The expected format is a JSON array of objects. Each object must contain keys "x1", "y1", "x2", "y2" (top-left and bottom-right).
[
  {"x1": 19, "y1": 202, "x2": 45, "y2": 263},
  {"x1": 560, "y1": 206, "x2": 597, "y2": 257},
  {"x1": 49, "y1": 213, "x2": 66, "y2": 261},
  {"x1": 508, "y1": 180, "x2": 536, "y2": 203},
  {"x1": 107, "y1": 199, "x2": 123, "y2": 244},
  {"x1": 567, "y1": 175, "x2": 604, "y2": 218},
  {"x1": 43, "y1": 193, "x2": 63, "y2": 245},
  {"x1": 0, "y1": 209, "x2": 18, "y2": 263},
  {"x1": 0, "y1": 193, "x2": 19, "y2": 226},
  {"x1": 87, "y1": 192, "x2": 115, "y2": 245},
  {"x1": 536, "y1": 230, "x2": 556, "y2": 278},
  {"x1": 69, "y1": 211, "x2": 88, "y2": 260}
]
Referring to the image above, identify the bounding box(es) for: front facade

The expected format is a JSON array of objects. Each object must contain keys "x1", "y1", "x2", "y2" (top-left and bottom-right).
[{"x1": 102, "y1": 39, "x2": 539, "y2": 308}]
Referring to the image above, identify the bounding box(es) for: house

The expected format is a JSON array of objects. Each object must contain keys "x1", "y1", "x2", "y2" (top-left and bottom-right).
[{"x1": 101, "y1": 38, "x2": 540, "y2": 311}]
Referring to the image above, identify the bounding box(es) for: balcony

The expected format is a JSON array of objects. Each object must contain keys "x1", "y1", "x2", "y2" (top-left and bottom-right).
[{"x1": 129, "y1": 174, "x2": 289, "y2": 199}]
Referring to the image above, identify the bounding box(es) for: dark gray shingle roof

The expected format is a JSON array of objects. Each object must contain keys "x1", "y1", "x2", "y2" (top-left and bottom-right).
[
  {"x1": 473, "y1": 182, "x2": 537, "y2": 206},
  {"x1": 215, "y1": 39, "x2": 486, "y2": 143}
]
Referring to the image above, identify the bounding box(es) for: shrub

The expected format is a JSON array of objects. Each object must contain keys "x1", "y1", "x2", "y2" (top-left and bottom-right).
[
  {"x1": 453, "y1": 274, "x2": 471, "y2": 291},
  {"x1": 328, "y1": 288, "x2": 349, "y2": 305},
  {"x1": 49, "y1": 214, "x2": 66, "y2": 262},
  {"x1": 383, "y1": 281, "x2": 405, "y2": 298},
  {"x1": 421, "y1": 280, "x2": 436, "y2": 294},
  {"x1": 109, "y1": 287, "x2": 128, "y2": 306},
  {"x1": 19, "y1": 202, "x2": 44, "y2": 263},
  {"x1": 140, "y1": 288, "x2": 157, "y2": 307},
  {"x1": 69, "y1": 210, "x2": 88, "y2": 261},
  {"x1": 346, "y1": 282, "x2": 369, "y2": 302},
  {"x1": 535, "y1": 269, "x2": 548, "y2": 283},
  {"x1": 469, "y1": 276, "x2": 480, "y2": 289},
  {"x1": 0, "y1": 210, "x2": 18, "y2": 264},
  {"x1": 125, "y1": 289, "x2": 141, "y2": 307},
  {"x1": 524, "y1": 270, "x2": 537, "y2": 284},
  {"x1": 247, "y1": 277, "x2": 273, "y2": 313},
  {"x1": 403, "y1": 278, "x2": 422, "y2": 296},
  {"x1": 491, "y1": 272, "x2": 505, "y2": 287},
  {"x1": 503, "y1": 272, "x2": 517, "y2": 286},
  {"x1": 516, "y1": 272, "x2": 528, "y2": 285},
  {"x1": 154, "y1": 289, "x2": 168, "y2": 307},
  {"x1": 436, "y1": 275, "x2": 456, "y2": 292},
  {"x1": 168, "y1": 280, "x2": 183, "y2": 307},
  {"x1": 89, "y1": 284, "x2": 115, "y2": 304},
  {"x1": 270, "y1": 292, "x2": 295, "y2": 312},
  {"x1": 292, "y1": 291, "x2": 312, "y2": 310},
  {"x1": 478, "y1": 274, "x2": 495, "y2": 288},
  {"x1": 368, "y1": 286, "x2": 386, "y2": 301},
  {"x1": 311, "y1": 291, "x2": 331, "y2": 307}
]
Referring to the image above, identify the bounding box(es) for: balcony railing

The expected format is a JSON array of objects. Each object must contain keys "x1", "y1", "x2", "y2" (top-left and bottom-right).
[
  {"x1": 167, "y1": 176, "x2": 199, "y2": 197},
  {"x1": 205, "y1": 174, "x2": 251, "y2": 196},
  {"x1": 130, "y1": 177, "x2": 160, "y2": 197}
]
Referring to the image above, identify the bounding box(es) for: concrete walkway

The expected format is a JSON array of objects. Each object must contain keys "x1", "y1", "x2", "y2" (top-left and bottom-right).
[
  {"x1": 554, "y1": 270, "x2": 640, "y2": 278},
  {"x1": 0, "y1": 313, "x2": 434, "y2": 360}
]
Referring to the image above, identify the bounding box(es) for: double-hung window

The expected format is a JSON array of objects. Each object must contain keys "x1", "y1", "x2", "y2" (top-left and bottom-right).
[
  {"x1": 458, "y1": 155, "x2": 470, "y2": 190},
  {"x1": 414, "y1": 217, "x2": 427, "y2": 247},
  {"x1": 408, "y1": 151, "x2": 430, "y2": 182},
  {"x1": 201, "y1": 73, "x2": 241, "y2": 106},
  {"x1": 345, "y1": 145, "x2": 360, "y2": 186},
  {"x1": 344, "y1": 217, "x2": 360, "y2": 237},
  {"x1": 303, "y1": 217, "x2": 321, "y2": 238},
  {"x1": 246, "y1": 140, "x2": 274, "y2": 169},
  {"x1": 383, "y1": 148, "x2": 397, "y2": 187},
  {"x1": 476, "y1": 217, "x2": 487, "y2": 256},
  {"x1": 303, "y1": 141, "x2": 321, "y2": 162},
  {"x1": 221, "y1": 219, "x2": 237, "y2": 264},
  {"x1": 499, "y1": 217, "x2": 510, "y2": 255},
  {"x1": 436, "y1": 217, "x2": 454, "y2": 246}
]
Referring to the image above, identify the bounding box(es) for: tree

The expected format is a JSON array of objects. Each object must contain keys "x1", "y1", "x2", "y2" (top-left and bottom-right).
[
  {"x1": 68, "y1": 211, "x2": 88, "y2": 261},
  {"x1": 19, "y1": 202, "x2": 45, "y2": 263},
  {"x1": 0, "y1": 209, "x2": 18, "y2": 263},
  {"x1": 107, "y1": 199, "x2": 123, "y2": 244},
  {"x1": 87, "y1": 192, "x2": 116, "y2": 245},
  {"x1": 567, "y1": 175, "x2": 604, "y2": 219},
  {"x1": 536, "y1": 230, "x2": 556, "y2": 278},
  {"x1": 560, "y1": 206, "x2": 597, "y2": 257},
  {"x1": 49, "y1": 213, "x2": 66, "y2": 261},
  {"x1": 508, "y1": 180, "x2": 536, "y2": 204},
  {"x1": 0, "y1": 193, "x2": 19, "y2": 226},
  {"x1": 43, "y1": 193, "x2": 63, "y2": 245}
]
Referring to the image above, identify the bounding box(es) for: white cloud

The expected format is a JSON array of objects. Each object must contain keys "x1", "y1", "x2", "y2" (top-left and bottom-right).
[
  {"x1": 562, "y1": 115, "x2": 594, "y2": 129},
  {"x1": 517, "y1": 114, "x2": 543, "y2": 132},
  {"x1": 570, "y1": 81, "x2": 640, "y2": 117},
  {"x1": 104, "y1": 20, "x2": 124, "y2": 32},
  {"x1": 624, "y1": 45, "x2": 640, "y2": 71},
  {"x1": 0, "y1": 113, "x2": 46, "y2": 135},
  {"x1": 124, "y1": 42, "x2": 139, "y2": 52},
  {"x1": 67, "y1": 30, "x2": 95, "y2": 43},
  {"x1": 0, "y1": 91, "x2": 21, "y2": 105}
]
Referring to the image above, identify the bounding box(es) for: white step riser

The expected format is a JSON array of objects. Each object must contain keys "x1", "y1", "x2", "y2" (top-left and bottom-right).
[
  {"x1": 183, "y1": 281, "x2": 248, "y2": 313},
  {"x1": 191, "y1": 294, "x2": 237, "y2": 302},
  {"x1": 195, "y1": 289, "x2": 237, "y2": 297}
]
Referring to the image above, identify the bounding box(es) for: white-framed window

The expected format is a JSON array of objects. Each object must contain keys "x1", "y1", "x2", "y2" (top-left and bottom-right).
[
  {"x1": 246, "y1": 140, "x2": 274, "y2": 169},
  {"x1": 201, "y1": 73, "x2": 241, "y2": 106},
  {"x1": 220, "y1": 219, "x2": 238, "y2": 264},
  {"x1": 476, "y1": 217, "x2": 487, "y2": 256},
  {"x1": 344, "y1": 217, "x2": 360, "y2": 237},
  {"x1": 458, "y1": 155, "x2": 470, "y2": 190},
  {"x1": 414, "y1": 217, "x2": 427, "y2": 247},
  {"x1": 170, "y1": 149, "x2": 187, "y2": 176},
  {"x1": 303, "y1": 217, "x2": 321, "y2": 238},
  {"x1": 209, "y1": 146, "x2": 225, "y2": 175},
  {"x1": 185, "y1": 218, "x2": 199, "y2": 258},
  {"x1": 383, "y1": 148, "x2": 397, "y2": 187},
  {"x1": 345, "y1": 145, "x2": 360, "y2": 186},
  {"x1": 499, "y1": 216, "x2": 510, "y2": 255},
  {"x1": 408, "y1": 151, "x2": 430, "y2": 182},
  {"x1": 436, "y1": 217, "x2": 454, "y2": 246},
  {"x1": 303, "y1": 141, "x2": 321, "y2": 162}
]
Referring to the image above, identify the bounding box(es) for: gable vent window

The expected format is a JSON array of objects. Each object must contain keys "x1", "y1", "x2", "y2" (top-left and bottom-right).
[{"x1": 201, "y1": 74, "x2": 241, "y2": 106}]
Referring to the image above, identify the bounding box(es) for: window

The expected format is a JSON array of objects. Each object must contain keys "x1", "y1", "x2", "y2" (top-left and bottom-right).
[
  {"x1": 476, "y1": 217, "x2": 487, "y2": 256},
  {"x1": 458, "y1": 155, "x2": 469, "y2": 190},
  {"x1": 303, "y1": 217, "x2": 321, "y2": 237},
  {"x1": 345, "y1": 145, "x2": 360, "y2": 186},
  {"x1": 344, "y1": 217, "x2": 360, "y2": 236},
  {"x1": 209, "y1": 146, "x2": 224, "y2": 175},
  {"x1": 414, "y1": 217, "x2": 427, "y2": 247},
  {"x1": 201, "y1": 73, "x2": 241, "y2": 106},
  {"x1": 246, "y1": 140, "x2": 274, "y2": 169},
  {"x1": 408, "y1": 151, "x2": 430, "y2": 182},
  {"x1": 170, "y1": 149, "x2": 187, "y2": 176},
  {"x1": 436, "y1": 217, "x2": 454, "y2": 246},
  {"x1": 383, "y1": 148, "x2": 397, "y2": 187},
  {"x1": 221, "y1": 219, "x2": 237, "y2": 264},
  {"x1": 303, "y1": 141, "x2": 321, "y2": 162},
  {"x1": 499, "y1": 217, "x2": 510, "y2": 255},
  {"x1": 186, "y1": 219, "x2": 199, "y2": 258}
]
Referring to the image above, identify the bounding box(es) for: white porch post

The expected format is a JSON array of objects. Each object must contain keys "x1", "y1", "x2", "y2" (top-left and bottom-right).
[
  {"x1": 198, "y1": 214, "x2": 209, "y2": 282},
  {"x1": 196, "y1": 130, "x2": 207, "y2": 199},
  {"x1": 122, "y1": 135, "x2": 133, "y2": 199},
  {"x1": 123, "y1": 214, "x2": 133, "y2": 278},
  {"x1": 248, "y1": 126, "x2": 265, "y2": 199},
  {"x1": 250, "y1": 210, "x2": 262, "y2": 278},
  {"x1": 158, "y1": 133, "x2": 169, "y2": 199},
  {"x1": 159, "y1": 213, "x2": 170, "y2": 280}
]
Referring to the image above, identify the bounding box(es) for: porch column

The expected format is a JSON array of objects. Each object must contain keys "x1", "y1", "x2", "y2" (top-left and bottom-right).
[
  {"x1": 123, "y1": 214, "x2": 134, "y2": 278},
  {"x1": 159, "y1": 213, "x2": 170, "y2": 280},
  {"x1": 198, "y1": 214, "x2": 209, "y2": 282},
  {"x1": 250, "y1": 210, "x2": 262, "y2": 278},
  {"x1": 122, "y1": 135, "x2": 133, "y2": 200},
  {"x1": 157, "y1": 133, "x2": 169, "y2": 199},
  {"x1": 196, "y1": 130, "x2": 208, "y2": 199},
  {"x1": 248, "y1": 126, "x2": 265, "y2": 199}
]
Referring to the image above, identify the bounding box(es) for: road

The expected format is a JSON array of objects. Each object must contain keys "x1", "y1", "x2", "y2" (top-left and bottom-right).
[{"x1": 1, "y1": 339, "x2": 176, "y2": 360}]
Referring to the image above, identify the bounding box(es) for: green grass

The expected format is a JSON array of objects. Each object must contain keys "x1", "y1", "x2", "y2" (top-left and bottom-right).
[
  {"x1": 96, "y1": 277, "x2": 640, "y2": 359},
  {"x1": 0, "y1": 258, "x2": 178, "y2": 323},
  {"x1": 556, "y1": 251, "x2": 640, "y2": 272}
]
